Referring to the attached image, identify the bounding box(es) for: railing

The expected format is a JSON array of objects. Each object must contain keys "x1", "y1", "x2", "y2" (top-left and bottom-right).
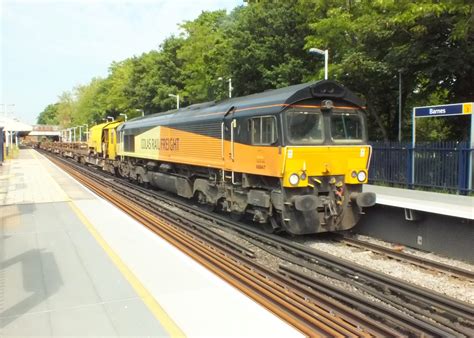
[{"x1": 369, "y1": 141, "x2": 473, "y2": 195}]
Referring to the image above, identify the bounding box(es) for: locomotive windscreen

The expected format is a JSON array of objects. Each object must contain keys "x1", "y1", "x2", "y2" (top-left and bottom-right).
[
  {"x1": 331, "y1": 112, "x2": 364, "y2": 142},
  {"x1": 286, "y1": 109, "x2": 324, "y2": 144},
  {"x1": 285, "y1": 108, "x2": 366, "y2": 145}
]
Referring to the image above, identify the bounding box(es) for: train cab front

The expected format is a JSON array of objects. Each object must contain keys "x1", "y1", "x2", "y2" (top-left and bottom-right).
[{"x1": 278, "y1": 102, "x2": 376, "y2": 235}]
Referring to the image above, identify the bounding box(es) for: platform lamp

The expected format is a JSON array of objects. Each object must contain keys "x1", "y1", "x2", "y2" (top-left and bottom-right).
[
  {"x1": 7, "y1": 104, "x2": 15, "y2": 118},
  {"x1": 7, "y1": 104, "x2": 15, "y2": 149},
  {"x1": 398, "y1": 69, "x2": 402, "y2": 142},
  {"x1": 135, "y1": 109, "x2": 144, "y2": 117},
  {"x1": 309, "y1": 47, "x2": 329, "y2": 80},
  {"x1": 107, "y1": 116, "x2": 114, "y2": 122},
  {"x1": 168, "y1": 94, "x2": 180, "y2": 109},
  {"x1": 119, "y1": 113, "x2": 128, "y2": 121},
  {"x1": 218, "y1": 77, "x2": 233, "y2": 98}
]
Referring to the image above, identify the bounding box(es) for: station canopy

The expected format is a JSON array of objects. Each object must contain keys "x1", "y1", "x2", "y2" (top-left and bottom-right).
[{"x1": 0, "y1": 116, "x2": 33, "y2": 136}]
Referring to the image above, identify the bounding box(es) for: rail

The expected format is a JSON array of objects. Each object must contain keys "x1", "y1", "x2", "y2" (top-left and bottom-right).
[
  {"x1": 40, "y1": 149, "x2": 474, "y2": 336},
  {"x1": 43, "y1": 151, "x2": 398, "y2": 337}
]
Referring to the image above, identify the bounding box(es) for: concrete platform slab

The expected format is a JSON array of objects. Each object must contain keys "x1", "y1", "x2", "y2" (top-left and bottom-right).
[{"x1": 364, "y1": 184, "x2": 474, "y2": 219}]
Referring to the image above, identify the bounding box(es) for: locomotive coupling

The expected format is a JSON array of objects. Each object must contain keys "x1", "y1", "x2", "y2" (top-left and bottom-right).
[{"x1": 350, "y1": 192, "x2": 376, "y2": 208}]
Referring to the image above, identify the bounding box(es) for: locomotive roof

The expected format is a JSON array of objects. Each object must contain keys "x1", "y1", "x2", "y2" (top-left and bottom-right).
[{"x1": 119, "y1": 80, "x2": 364, "y2": 130}]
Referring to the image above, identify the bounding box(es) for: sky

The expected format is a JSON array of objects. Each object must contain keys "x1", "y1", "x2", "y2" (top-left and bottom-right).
[{"x1": 0, "y1": 0, "x2": 243, "y2": 124}]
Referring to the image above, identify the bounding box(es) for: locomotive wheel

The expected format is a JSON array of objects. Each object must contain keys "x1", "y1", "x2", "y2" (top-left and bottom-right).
[
  {"x1": 260, "y1": 222, "x2": 277, "y2": 234},
  {"x1": 196, "y1": 191, "x2": 215, "y2": 212},
  {"x1": 137, "y1": 175, "x2": 149, "y2": 188},
  {"x1": 229, "y1": 211, "x2": 244, "y2": 222},
  {"x1": 114, "y1": 167, "x2": 122, "y2": 178}
]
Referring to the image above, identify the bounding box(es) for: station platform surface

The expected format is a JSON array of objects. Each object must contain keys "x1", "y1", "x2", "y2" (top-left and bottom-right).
[
  {"x1": 0, "y1": 149, "x2": 302, "y2": 337},
  {"x1": 364, "y1": 184, "x2": 474, "y2": 220}
]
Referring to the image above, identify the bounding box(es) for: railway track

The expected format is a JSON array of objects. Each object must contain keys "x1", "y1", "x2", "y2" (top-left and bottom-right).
[
  {"x1": 337, "y1": 235, "x2": 474, "y2": 281},
  {"x1": 41, "y1": 150, "x2": 474, "y2": 336},
  {"x1": 43, "y1": 151, "x2": 401, "y2": 337}
]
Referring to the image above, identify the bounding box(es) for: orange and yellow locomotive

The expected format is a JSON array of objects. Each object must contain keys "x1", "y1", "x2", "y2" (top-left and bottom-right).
[{"x1": 62, "y1": 80, "x2": 376, "y2": 234}]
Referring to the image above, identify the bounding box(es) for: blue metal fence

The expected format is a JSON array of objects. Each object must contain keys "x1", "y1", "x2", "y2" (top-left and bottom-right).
[{"x1": 369, "y1": 141, "x2": 473, "y2": 194}]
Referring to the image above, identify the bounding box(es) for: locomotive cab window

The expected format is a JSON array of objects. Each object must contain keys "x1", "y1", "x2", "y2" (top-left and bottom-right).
[
  {"x1": 251, "y1": 116, "x2": 277, "y2": 145},
  {"x1": 330, "y1": 111, "x2": 364, "y2": 142},
  {"x1": 286, "y1": 109, "x2": 324, "y2": 144}
]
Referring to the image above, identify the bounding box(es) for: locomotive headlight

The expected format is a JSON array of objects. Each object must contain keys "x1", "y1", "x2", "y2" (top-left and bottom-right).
[
  {"x1": 357, "y1": 170, "x2": 367, "y2": 182},
  {"x1": 289, "y1": 173, "x2": 300, "y2": 186}
]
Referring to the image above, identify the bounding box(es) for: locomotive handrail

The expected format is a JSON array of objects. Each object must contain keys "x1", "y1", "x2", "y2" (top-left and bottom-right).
[
  {"x1": 221, "y1": 122, "x2": 224, "y2": 160},
  {"x1": 231, "y1": 119, "x2": 236, "y2": 161}
]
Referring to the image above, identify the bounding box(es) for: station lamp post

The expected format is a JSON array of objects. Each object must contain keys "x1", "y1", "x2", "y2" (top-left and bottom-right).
[
  {"x1": 119, "y1": 113, "x2": 128, "y2": 121},
  {"x1": 398, "y1": 69, "x2": 402, "y2": 142},
  {"x1": 7, "y1": 104, "x2": 15, "y2": 150},
  {"x1": 106, "y1": 116, "x2": 114, "y2": 122},
  {"x1": 7, "y1": 104, "x2": 15, "y2": 117},
  {"x1": 168, "y1": 94, "x2": 180, "y2": 109},
  {"x1": 135, "y1": 109, "x2": 145, "y2": 117},
  {"x1": 218, "y1": 77, "x2": 233, "y2": 98},
  {"x1": 309, "y1": 47, "x2": 329, "y2": 80}
]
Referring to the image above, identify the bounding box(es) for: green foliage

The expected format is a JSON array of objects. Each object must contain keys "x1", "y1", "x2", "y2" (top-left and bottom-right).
[
  {"x1": 37, "y1": 103, "x2": 60, "y2": 125},
  {"x1": 73, "y1": 78, "x2": 105, "y2": 125},
  {"x1": 306, "y1": 0, "x2": 474, "y2": 140},
  {"x1": 178, "y1": 10, "x2": 229, "y2": 102},
  {"x1": 226, "y1": 1, "x2": 315, "y2": 95},
  {"x1": 37, "y1": 0, "x2": 474, "y2": 143},
  {"x1": 55, "y1": 91, "x2": 76, "y2": 127}
]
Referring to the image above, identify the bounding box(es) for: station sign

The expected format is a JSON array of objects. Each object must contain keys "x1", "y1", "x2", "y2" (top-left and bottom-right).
[{"x1": 414, "y1": 103, "x2": 473, "y2": 117}]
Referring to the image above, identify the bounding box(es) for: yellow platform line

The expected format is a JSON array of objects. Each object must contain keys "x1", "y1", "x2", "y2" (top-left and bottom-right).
[{"x1": 68, "y1": 201, "x2": 186, "y2": 337}]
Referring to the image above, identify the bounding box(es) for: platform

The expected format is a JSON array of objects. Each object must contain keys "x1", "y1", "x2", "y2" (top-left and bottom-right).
[
  {"x1": 364, "y1": 184, "x2": 474, "y2": 220},
  {"x1": 0, "y1": 149, "x2": 302, "y2": 337}
]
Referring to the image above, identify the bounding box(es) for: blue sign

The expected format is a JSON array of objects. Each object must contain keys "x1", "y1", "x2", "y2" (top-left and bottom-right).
[{"x1": 414, "y1": 103, "x2": 470, "y2": 117}]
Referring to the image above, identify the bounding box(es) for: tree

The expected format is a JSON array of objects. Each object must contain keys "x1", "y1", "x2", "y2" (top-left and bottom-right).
[
  {"x1": 37, "y1": 103, "x2": 59, "y2": 125},
  {"x1": 306, "y1": 0, "x2": 474, "y2": 140},
  {"x1": 36, "y1": 0, "x2": 473, "y2": 142},
  {"x1": 55, "y1": 91, "x2": 76, "y2": 127},
  {"x1": 127, "y1": 36, "x2": 185, "y2": 114},
  {"x1": 72, "y1": 77, "x2": 106, "y2": 125},
  {"x1": 178, "y1": 10, "x2": 229, "y2": 102},
  {"x1": 225, "y1": 1, "x2": 315, "y2": 96}
]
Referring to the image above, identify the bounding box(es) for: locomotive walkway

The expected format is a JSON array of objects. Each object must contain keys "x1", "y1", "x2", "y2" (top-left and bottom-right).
[{"x1": 0, "y1": 149, "x2": 301, "y2": 337}]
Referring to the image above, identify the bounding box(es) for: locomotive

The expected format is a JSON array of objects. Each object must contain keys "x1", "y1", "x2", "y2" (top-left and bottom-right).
[{"x1": 51, "y1": 80, "x2": 376, "y2": 234}]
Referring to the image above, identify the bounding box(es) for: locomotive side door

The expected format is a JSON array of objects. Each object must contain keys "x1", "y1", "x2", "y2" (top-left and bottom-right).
[{"x1": 222, "y1": 107, "x2": 236, "y2": 174}]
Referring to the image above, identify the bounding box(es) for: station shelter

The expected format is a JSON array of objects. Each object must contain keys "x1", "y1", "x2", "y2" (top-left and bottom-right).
[{"x1": 0, "y1": 116, "x2": 33, "y2": 161}]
